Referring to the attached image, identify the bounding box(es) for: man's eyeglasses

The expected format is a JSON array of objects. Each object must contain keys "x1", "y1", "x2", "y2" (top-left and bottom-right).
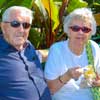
[
  {"x1": 3, "y1": 20, "x2": 31, "y2": 29},
  {"x1": 69, "y1": 25, "x2": 91, "y2": 33}
]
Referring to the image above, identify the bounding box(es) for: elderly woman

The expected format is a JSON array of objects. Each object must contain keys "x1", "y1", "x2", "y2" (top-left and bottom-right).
[{"x1": 44, "y1": 8, "x2": 100, "y2": 100}]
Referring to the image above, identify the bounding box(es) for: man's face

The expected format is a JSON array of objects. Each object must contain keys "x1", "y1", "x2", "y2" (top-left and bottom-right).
[{"x1": 1, "y1": 10, "x2": 31, "y2": 50}]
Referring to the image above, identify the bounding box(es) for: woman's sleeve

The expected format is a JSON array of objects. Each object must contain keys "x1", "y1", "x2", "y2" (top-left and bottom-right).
[{"x1": 44, "y1": 44, "x2": 63, "y2": 80}]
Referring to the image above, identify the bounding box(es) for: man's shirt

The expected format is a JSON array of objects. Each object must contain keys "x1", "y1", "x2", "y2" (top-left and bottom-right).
[{"x1": 0, "y1": 34, "x2": 51, "y2": 100}]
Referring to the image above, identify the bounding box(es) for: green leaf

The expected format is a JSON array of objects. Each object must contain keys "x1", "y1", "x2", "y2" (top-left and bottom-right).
[
  {"x1": 94, "y1": 13, "x2": 100, "y2": 26},
  {"x1": 41, "y1": 0, "x2": 60, "y2": 32},
  {"x1": 29, "y1": 28, "x2": 43, "y2": 48},
  {"x1": 0, "y1": 0, "x2": 7, "y2": 7},
  {"x1": 35, "y1": 0, "x2": 47, "y2": 18},
  {"x1": 0, "y1": 0, "x2": 23, "y2": 13},
  {"x1": 92, "y1": 2, "x2": 100, "y2": 13},
  {"x1": 21, "y1": 0, "x2": 33, "y2": 8},
  {"x1": 67, "y1": 0, "x2": 88, "y2": 13}
]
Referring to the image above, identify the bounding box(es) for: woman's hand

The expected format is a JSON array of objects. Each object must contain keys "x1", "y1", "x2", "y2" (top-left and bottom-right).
[
  {"x1": 92, "y1": 73, "x2": 100, "y2": 87},
  {"x1": 67, "y1": 66, "x2": 83, "y2": 80}
]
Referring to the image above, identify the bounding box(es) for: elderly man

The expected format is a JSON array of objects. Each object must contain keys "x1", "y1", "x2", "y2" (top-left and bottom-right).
[{"x1": 0, "y1": 6, "x2": 51, "y2": 100}]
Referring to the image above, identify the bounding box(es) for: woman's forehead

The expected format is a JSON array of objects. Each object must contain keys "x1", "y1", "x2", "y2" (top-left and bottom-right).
[{"x1": 70, "y1": 16, "x2": 91, "y2": 25}]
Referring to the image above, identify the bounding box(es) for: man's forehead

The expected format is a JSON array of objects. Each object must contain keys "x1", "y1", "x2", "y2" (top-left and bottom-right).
[{"x1": 9, "y1": 10, "x2": 30, "y2": 20}]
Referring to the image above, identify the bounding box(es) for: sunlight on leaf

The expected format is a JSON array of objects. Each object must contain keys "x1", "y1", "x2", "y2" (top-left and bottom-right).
[
  {"x1": 21, "y1": 0, "x2": 33, "y2": 8},
  {"x1": 94, "y1": 13, "x2": 100, "y2": 26},
  {"x1": 35, "y1": 0, "x2": 47, "y2": 18},
  {"x1": 67, "y1": 0, "x2": 88, "y2": 13},
  {"x1": 41, "y1": 0, "x2": 59, "y2": 32}
]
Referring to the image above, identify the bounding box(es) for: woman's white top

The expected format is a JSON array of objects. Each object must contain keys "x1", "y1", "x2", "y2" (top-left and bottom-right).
[{"x1": 44, "y1": 40, "x2": 100, "y2": 100}]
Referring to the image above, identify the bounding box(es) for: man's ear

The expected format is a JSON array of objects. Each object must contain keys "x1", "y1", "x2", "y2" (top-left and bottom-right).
[
  {"x1": 1, "y1": 22, "x2": 4, "y2": 30},
  {"x1": 0, "y1": 22, "x2": 7, "y2": 33}
]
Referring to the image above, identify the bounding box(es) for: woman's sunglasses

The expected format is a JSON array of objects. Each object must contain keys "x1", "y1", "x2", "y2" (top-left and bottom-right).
[
  {"x1": 4, "y1": 20, "x2": 31, "y2": 29},
  {"x1": 69, "y1": 25, "x2": 91, "y2": 33}
]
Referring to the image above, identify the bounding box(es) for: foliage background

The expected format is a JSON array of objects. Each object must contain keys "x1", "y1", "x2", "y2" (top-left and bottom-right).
[{"x1": 0, "y1": 0, "x2": 100, "y2": 49}]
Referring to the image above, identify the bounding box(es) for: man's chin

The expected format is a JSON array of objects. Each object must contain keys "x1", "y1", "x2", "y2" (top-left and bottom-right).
[
  {"x1": 15, "y1": 39, "x2": 25, "y2": 44},
  {"x1": 14, "y1": 42, "x2": 25, "y2": 47}
]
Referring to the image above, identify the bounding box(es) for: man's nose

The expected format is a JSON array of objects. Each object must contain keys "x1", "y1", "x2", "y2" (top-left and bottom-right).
[{"x1": 19, "y1": 24, "x2": 24, "y2": 32}]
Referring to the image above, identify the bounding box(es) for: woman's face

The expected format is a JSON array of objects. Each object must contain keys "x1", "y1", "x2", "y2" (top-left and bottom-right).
[{"x1": 68, "y1": 18, "x2": 92, "y2": 46}]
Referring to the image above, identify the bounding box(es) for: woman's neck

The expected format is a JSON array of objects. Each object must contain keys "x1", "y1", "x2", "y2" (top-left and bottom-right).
[{"x1": 68, "y1": 40, "x2": 84, "y2": 55}]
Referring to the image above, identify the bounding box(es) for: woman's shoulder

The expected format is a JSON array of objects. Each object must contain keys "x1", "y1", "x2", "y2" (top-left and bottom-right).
[
  {"x1": 90, "y1": 40, "x2": 100, "y2": 48},
  {"x1": 89, "y1": 40, "x2": 100, "y2": 55},
  {"x1": 50, "y1": 40, "x2": 68, "y2": 49}
]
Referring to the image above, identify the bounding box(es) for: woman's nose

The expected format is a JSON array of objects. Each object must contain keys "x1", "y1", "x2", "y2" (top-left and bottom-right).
[{"x1": 78, "y1": 30, "x2": 84, "y2": 34}]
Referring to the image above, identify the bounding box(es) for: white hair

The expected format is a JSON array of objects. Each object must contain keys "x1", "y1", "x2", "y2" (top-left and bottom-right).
[
  {"x1": 63, "y1": 8, "x2": 97, "y2": 36},
  {"x1": 2, "y1": 6, "x2": 34, "y2": 24}
]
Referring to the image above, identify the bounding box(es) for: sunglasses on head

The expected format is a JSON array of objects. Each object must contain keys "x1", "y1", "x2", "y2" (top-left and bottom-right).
[
  {"x1": 4, "y1": 20, "x2": 31, "y2": 29},
  {"x1": 69, "y1": 25, "x2": 91, "y2": 33}
]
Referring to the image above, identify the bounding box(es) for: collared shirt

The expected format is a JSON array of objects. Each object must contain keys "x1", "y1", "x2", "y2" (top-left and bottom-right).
[{"x1": 0, "y1": 34, "x2": 51, "y2": 100}]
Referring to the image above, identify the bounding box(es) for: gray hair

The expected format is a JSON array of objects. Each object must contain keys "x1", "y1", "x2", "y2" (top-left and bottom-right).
[
  {"x1": 63, "y1": 8, "x2": 97, "y2": 36},
  {"x1": 2, "y1": 6, "x2": 34, "y2": 24}
]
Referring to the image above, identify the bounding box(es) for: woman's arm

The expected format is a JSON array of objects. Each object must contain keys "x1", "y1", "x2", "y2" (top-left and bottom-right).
[
  {"x1": 46, "y1": 71, "x2": 71, "y2": 94},
  {"x1": 46, "y1": 67, "x2": 83, "y2": 94}
]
